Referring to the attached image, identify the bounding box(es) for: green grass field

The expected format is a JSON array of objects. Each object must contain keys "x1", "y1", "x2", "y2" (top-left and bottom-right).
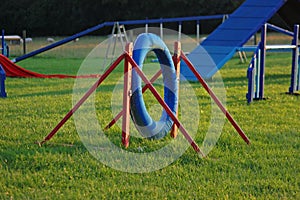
[{"x1": 1, "y1": 36, "x2": 299, "y2": 199}]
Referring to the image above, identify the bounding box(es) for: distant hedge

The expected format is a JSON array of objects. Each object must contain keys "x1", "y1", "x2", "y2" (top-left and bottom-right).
[{"x1": 0, "y1": 0, "x2": 244, "y2": 36}]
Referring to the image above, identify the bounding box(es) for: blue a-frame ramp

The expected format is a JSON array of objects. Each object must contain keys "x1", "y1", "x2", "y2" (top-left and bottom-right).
[{"x1": 181, "y1": 0, "x2": 287, "y2": 80}]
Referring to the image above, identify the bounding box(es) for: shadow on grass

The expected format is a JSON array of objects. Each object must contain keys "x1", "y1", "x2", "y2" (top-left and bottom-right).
[
  {"x1": 0, "y1": 141, "x2": 89, "y2": 170},
  {"x1": 14, "y1": 89, "x2": 74, "y2": 98}
]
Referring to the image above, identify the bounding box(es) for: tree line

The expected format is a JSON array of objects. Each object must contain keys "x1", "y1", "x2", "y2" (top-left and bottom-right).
[{"x1": 0, "y1": 0, "x2": 244, "y2": 36}]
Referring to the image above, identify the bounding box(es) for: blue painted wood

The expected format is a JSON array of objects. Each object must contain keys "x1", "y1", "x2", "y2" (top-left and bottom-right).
[
  {"x1": 218, "y1": 18, "x2": 265, "y2": 30},
  {"x1": 201, "y1": 0, "x2": 286, "y2": 47},
  {"x1": 205, "y1": 29, "x2": 255, "y2": 41},
  {"x1": 13, "y1": 15, "x2": 225, "y2": 63},
  {"x1": 234, "y1": 7, "x2": 279, "y2": 17},
  {"x1": 289, "y1": 25, "x2": 300, "y2": 93},
  {"x1": 182, "y1": 0, "x2": 286, "y2": 80},
  {"x1": 247, "y1": 66, "x2": 255, "y2": 103},
  {"x1": 243, "y1": 0, "x2": 285, "y2": 6},
  {"x1": 259, "y1": 24, "x2": 267, "y2": 99},
  {"x1": 181, "y1": 46, "x2": 237, "y2": 80},
  {"x1": 0, "y1": 64, "x2": 7, "y2": 98}
]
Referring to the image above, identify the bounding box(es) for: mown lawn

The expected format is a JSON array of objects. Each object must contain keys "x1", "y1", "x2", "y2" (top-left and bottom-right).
[{"x1": 0, "y1": 36, "x2": 299, "y2": 199}]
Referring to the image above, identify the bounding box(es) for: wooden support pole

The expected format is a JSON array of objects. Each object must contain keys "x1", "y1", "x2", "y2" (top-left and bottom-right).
[
  {"x1": 145, "y1": 18, "x2": 148, "y2": 33},
  {"x1": 126, "y1": 53, "x2": 205, "y2": 156},
  {"x1": 196, "y1": 20, "x2": 200, "y2": 44},
  {"x1": 170, "y1": 41, "x2": 181, "y2": 138},
  {"x1": 39, "y1": 54, "x2": 125, "y2": 145},
  {"x1": 1, "y1": 30, "x2": 4, "y2": 55},
  {"x1": 178, "y1": 22, "x2": 182, "y2": 41},
  {"x1": 122, "y1": 43, "x2": 133, "y2": 148},
  {"x1": 180, "y1": 52, "x2": 250, "y2": 145},
  {"x1": 22, "y1": 30, "x2": 27, "y2": 55},
  {"x1": 160, "y1": 20, "x2": 163, "y2": 40},
  {"x1": 104, "y1": 70, "x2": 162, "y2": 131}
]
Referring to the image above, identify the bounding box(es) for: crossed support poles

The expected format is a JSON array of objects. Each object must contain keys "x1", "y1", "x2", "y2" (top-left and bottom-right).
[{"x1": 39, "y1": 41, "x2": 250, "y2": 156}]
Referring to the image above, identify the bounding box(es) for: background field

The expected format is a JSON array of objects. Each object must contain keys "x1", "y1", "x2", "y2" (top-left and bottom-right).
[{"x1": 0, "y1": 34, "x2": 299, "y2": 199}]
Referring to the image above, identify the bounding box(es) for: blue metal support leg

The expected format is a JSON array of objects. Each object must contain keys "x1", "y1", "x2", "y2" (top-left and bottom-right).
[
  {"x1": 0, "y1": 64, "x2": 7, "y2": 98},
  {"x1": 259, "y1": 24, "x2": 267, "y2": 99},
  {"x1": 289, "y1": 25, "x2": 299, "y2": 93}
]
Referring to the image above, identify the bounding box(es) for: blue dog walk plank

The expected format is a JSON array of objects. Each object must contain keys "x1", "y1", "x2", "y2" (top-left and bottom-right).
[
  {"x1": 187, "y1": 53, "x2": 226, "y2": 67},
  {"x1": 201, "y1": 41, "x2": 242, "y2": 47},
  {"x1": 189, "y1": 46, "x2": 234, "y2": 63},
  {"x1": 181, "y1": 0, "x2": 287, "y2": 80},
  {"x1": 242, "y1": 0, "x2": 285, "y2": 6},
  {"x1": 192, "y1": 46, "x2": 234, "y2": 54},
  {"x1": 233, "y1": 6, "x2": 282, "y2": 18},
  {"x1": 181, "y1": 46, "x2": 237, "y2": 80},
  {"x1": 205, "y1": 29, "x2": 255, "y2": 42},
  {"x1": 220, "y1": 18, "x2": 268, "y2": 30},
  {"x1": 202, "y1": 0, "x2": 286, "y2": 47}
]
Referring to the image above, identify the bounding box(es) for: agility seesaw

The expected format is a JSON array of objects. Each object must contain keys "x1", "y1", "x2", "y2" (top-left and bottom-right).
[{"x1": 38, "y1": 33, "x2": 250, "y2": 157}]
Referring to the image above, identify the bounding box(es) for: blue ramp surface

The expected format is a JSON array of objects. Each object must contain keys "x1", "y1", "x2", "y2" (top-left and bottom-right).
[{"x1": 181, "y1": 0, "x2": 287, "y2": 80}]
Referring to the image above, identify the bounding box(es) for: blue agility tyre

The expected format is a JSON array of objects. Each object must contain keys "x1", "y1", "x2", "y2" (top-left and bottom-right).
[{"x1": 130, "y1": 33, "x2": 178, "y2": 139}]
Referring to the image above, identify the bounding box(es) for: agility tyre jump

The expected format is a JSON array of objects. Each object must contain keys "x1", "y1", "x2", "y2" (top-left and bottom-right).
[{"x1": 130, "y1": 33, "x2": 178, "y2": 139}]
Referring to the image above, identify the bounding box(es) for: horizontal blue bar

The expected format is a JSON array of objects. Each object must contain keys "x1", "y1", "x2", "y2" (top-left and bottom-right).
[
  {"x1": 13, "y1": 14, "x2": 226, "y2": 63},
  {"x1": 266, "y1": 23, "x2": 294, "y2": 37},
  {"x1": 237, "y1": 46, "x2": 259, "y2": 52},
  {"x1": 119, "y1": 15, "x2": 225, "y2": 25},
  {"x1": 13, "y1": 22, "x2": 108, "y2": 63}
]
